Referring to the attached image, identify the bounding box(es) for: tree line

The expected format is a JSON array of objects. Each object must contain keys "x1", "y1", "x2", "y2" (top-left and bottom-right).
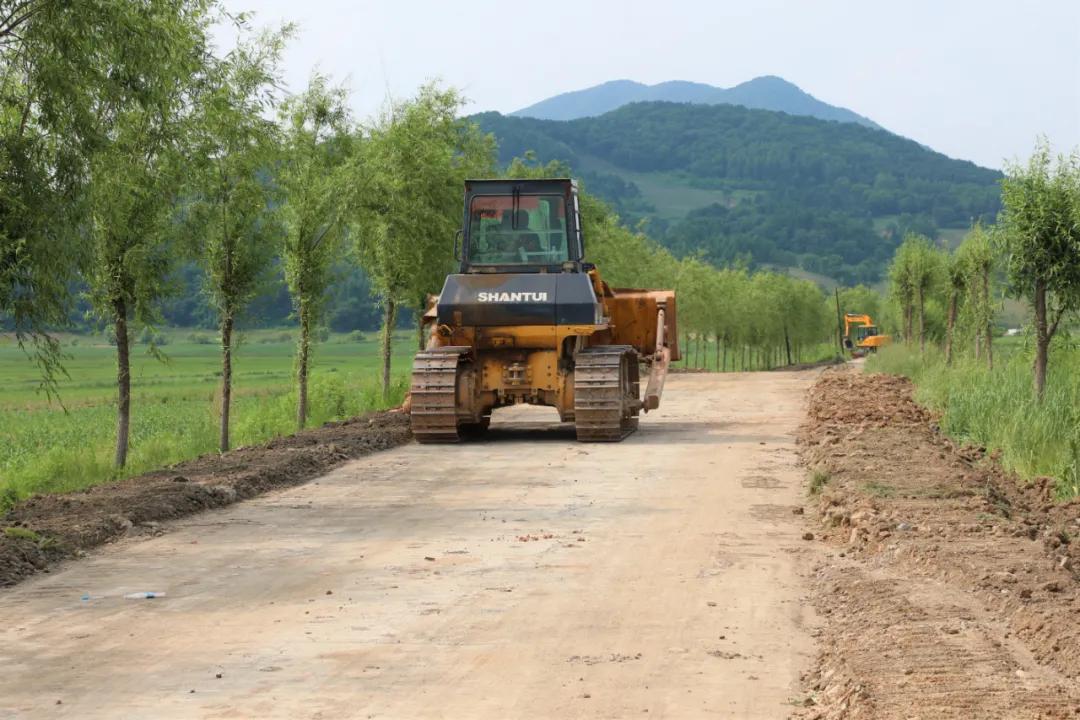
[
  {"x1": 884, "y1": 139, "x2": 1080, "y2": 399},
  {"x1": 1, "y1": 4, "x2": 494, "y2": 466},
  {"x1": 508, "y1": 158, "x2": 838, "y2": 371},
  {"x1": 0, "y1": 0, "x2": 849, "y2": 475}
]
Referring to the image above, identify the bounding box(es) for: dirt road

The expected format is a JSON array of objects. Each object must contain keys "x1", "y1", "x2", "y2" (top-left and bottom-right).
[{"x1": 0, "y1": 372, "x2": 820, "y2": 719}]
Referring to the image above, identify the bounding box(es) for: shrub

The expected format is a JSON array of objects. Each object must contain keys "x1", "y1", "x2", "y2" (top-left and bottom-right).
[{"x1": 808, "y1": 469, "x2": 830, "y2": 495}]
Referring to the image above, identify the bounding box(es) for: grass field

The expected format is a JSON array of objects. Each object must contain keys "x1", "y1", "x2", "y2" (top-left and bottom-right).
[
  {"x1": 866, "y1": 338, "x2": 1080, "y2": 498},
  {"x1": 0, "y1": 329, "x2": 415, "y2": 507},
  {"x1": 576, "y1": 153, "x2": 754, "y2": 221}
]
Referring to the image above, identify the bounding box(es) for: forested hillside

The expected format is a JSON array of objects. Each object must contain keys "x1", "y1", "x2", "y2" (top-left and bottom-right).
[{"x1": 474, "y1": 102, "x2": 1002, "y2": 283}]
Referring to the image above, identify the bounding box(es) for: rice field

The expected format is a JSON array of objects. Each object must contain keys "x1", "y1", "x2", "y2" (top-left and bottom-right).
[{"x1": 0, "y1": 329, "x2": 414, "y2": 508}]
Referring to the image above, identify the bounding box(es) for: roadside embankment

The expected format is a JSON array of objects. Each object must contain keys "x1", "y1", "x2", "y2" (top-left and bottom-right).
[
  {"x1": 1, "y1": 410, "x2": 412, "y2": 587},
  {"x1": 795, "y1": 369, "x2": 1080, "y2": 719}
]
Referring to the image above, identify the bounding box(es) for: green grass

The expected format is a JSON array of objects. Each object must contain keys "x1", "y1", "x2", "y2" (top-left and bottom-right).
[
  {"x1": 862, "y1": 481, "x2": 897, "y2": 498},
  {"x1": 866, "y1": 340, "x2": 1080, "y2": 498},
  {"x1": 3, "y1": 526, "x2": 41, "y2": 541},
  {"x1": 576, "y1": 153, "x2": 753, "y2": 222},
  {"x1": 808, "y1": 469, "x2": 831, "y2": 495},
  {"x1": 0, "y1": 329, "x2": 415, "y2": 507}
]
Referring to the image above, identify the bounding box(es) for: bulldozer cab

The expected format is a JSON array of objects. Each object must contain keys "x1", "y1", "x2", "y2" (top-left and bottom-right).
[
  {"x1": 410, "y1": 176, "x2": 679, "y2": 444},
  {"x1": 461, "y1": 179, "x2": 585, "y2": 274}
]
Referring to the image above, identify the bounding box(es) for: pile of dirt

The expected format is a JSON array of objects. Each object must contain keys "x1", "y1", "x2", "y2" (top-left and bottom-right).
[
  {"x1": 795, "y1": 369, "x2": 1080, "y2": 719},
  {"x1": 0, "y1": 410, "x2": 412, "y2": 588}
]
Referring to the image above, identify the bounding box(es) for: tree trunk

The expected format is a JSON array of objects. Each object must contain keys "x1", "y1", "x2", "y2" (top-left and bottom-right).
[
  {"x1": 684, "y1": 332, "x2": 690, "y2": 367},
  {"x1": 722, "y1": 343, "x2": 728, "y2": 372},
  {"x1": 917, "y1": 287, "x2": 926, "y2": 352},
  {"x1": 220, "y1": 313, "x2": 234, "y2": 453},
  {"x1": 1033, "y1": 279, "x2": 1049, "y2": 401},
  {"x1": 381, "y1": 298, "x2": 397, "y2": 401},
  {"x1": 296, "y1": 302, "x2": 311, "y2": 430},
  {"x1": 715, "y1": 337, "x2": 720, "y2": 372},
  {"x1": 113, "y1": 298, "x2": 130, "y2": 468},
  {"x1": 904, "y1": 303, "x2": 913, "y2": 345},
  {"x1": 944, "y1": 291, "x2": 958, "y2": 365},
  {"x1": 783, "y1": 325, "x2": 792, "y2": 366},
  {"x1": 982, "y1": 267, "x2": 993, "y2": 370}
]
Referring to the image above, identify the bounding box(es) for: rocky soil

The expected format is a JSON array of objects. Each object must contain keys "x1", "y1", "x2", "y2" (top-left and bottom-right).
[{"x1": 795, "y1": 369, "x2": 1080, "y2": 719}]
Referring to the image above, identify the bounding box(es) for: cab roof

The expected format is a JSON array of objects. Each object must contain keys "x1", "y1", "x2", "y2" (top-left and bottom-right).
[{"x1": 464, "y1": 178, "x2": 577, "y2": 193}]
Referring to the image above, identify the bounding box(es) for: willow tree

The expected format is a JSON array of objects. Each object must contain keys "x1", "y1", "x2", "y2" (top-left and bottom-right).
[
  {"x1": 956, "y1": 223, "x2": 995, "y2": 367},
  {"x1": 355, "y1": 83, "x2": 494, "y2": 398},
  {"x1": 888, "y1": 241, "x2": 916, "y2": 343},
  {"x1": 889, "y1": 234, "x2": 939, "y2": 350},
  {"x1": 942, "y1": 251, "x2": 966, "y2": 365},
  {"x1": 277, "y1": 76, "x2": 355, "y2": 428},
  {"x1": 0, "y1": 0, "x2": 213, "y2": 394},
  {"x1": 81, "y1": 1, "x2": 215, "y2": 468},
  {"x1": 836, "y1": 285, "x2": 882, "y2": 323},
  {"x1": 186, "y1": 28, "x2": 289, "y2": 450},
  {"x1": 999, "y1": 141, "x2": 1080, "y2": 399}
]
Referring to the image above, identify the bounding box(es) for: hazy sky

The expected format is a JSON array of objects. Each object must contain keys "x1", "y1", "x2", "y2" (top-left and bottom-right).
[{"x1": 216, "y1": 0, "x2": 1080, "y2": 169}]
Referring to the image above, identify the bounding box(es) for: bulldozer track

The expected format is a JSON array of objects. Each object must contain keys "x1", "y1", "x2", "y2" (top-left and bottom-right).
[
  {"x1": 574, "y1": 346, "x2": 640, "y2": 442},
  {"x1": 410, "y1": 347, "x2": 470, "y2": 444}
]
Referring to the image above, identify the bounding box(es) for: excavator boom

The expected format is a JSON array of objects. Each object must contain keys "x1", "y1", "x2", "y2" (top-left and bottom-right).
[{"x1": 843, "y1": 313, "x2": 892, "y2": 354}]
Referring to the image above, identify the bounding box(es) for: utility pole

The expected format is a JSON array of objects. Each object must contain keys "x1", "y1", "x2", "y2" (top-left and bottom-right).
[{"x1": 834, "y1": 288, "x2": 844, "y2": 356}]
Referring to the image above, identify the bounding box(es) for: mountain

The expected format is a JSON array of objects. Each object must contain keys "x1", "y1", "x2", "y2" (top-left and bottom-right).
[
  {"x1": 510, "y1": 76, "x2": 883, "y2": 130},
  {"x1": 473, "y1": 102, "x2": 1001, "y2": 284}
]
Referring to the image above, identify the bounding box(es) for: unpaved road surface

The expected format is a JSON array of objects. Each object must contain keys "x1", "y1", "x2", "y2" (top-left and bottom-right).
[{"x1": 0, "y1": 372, "x2": 820, "y2": 719}]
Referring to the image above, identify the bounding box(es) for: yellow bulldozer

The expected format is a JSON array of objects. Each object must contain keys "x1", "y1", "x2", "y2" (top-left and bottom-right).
[
  {"x1": 843, "y1": 313, "x2": 891, "y2": 356},
  {"x1": 409, "y1": 178, "x2": 679, "y2": 443}
]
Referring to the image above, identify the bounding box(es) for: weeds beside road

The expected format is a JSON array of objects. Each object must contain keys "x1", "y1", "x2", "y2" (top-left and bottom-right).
[
  {"x1": 867, "y1": 340, "x2": 1080, "y2": 498},
  {"x1": 0, "y1": 330, "x2": 412, "y2": 509}
]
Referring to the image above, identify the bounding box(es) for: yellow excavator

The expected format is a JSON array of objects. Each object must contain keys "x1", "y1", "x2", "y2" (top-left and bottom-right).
[
  {"x1": 409, "y1": 178, "x2": 679, "y2": 442},
  {"x1": 843, "y1": 313, "x2": 891, "y2": 356}
]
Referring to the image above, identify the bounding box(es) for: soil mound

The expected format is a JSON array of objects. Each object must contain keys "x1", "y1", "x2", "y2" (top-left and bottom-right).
[
  {"x1": 796, "y1": 368, "x2": 1080, "y2": 719},
  {"x1": 1, "y1": 411, "x2": 412, "y2": 587}
]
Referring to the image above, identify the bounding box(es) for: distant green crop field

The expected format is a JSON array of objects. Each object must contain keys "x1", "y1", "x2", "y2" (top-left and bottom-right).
[
  {"x1": 577, "y1": 153, "x2": 744, "y2": 221},
  {"x1": 0, "y1": 329, "x2": 415, "y2": 506}
]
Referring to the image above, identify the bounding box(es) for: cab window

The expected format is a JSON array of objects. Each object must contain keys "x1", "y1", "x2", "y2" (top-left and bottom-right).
[{"x1": 467, "y1": 195, "x2": 568, "y2": 265}]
